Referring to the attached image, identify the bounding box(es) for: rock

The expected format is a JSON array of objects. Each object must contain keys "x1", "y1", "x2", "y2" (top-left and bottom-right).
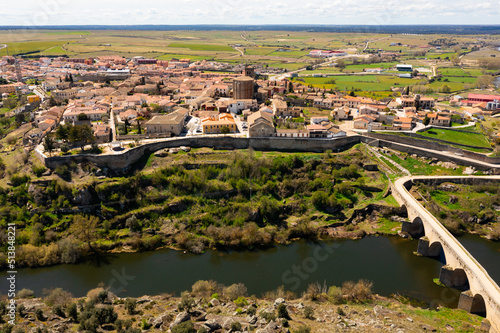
[
  {"x1": 204, "y1": 319, "x2": 222, "y2": 331},
  {"x1": 407, "y1": 317, "x2": 414, "y2": 323},
  {"x1": 209, "y1": 298, "x2": 220, "y2": 307},
  {"x1": 246, "y1": 315, "x2": 258, "y2": 325},
  {"x1": 73, "y1": 187, "x2": 93, "y2": 206},
  {"x1": 151, "y1": 313, "x2": 168, "y2": 329},
  {"x1": 101, "y1": 324, "x2": 115, "y2": 331},
  {"x1": 480, "y1": 203, "x2": 485, "y2": 209},
  {"x1": 374, "y1": 305, "x2": 393, "y2": 316},
  {"x1": 449, "y1": 195, "x2": 458, "y2": 204},
  {"x1": 274, "y1": 298, "x2": 286, "y2": 308},
  {"x1": 223, "y1": 317, "x2": 236, "y2": 330},
  {"x1": 294, "y1": 302, "x2": 304, "y2": 310},
  {"x1": 170, "y1": 311, "x2": 190, "y2": 329},
  {"x1": 265, "y1": 320, "x2": 278, "y2": 332},
  {"x1": 154, "y1": 149, "x2": 169, "y2": 157}
]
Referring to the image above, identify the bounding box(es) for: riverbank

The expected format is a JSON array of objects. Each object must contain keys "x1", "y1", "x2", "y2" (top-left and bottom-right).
[{"x1": 3, "y1": 280, "x2": 488, "y2": 333}]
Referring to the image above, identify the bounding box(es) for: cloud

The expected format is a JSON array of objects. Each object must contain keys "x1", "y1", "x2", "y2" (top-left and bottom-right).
[{"x1": 1, "y1": 0, "x2": 499, "y2": 25}]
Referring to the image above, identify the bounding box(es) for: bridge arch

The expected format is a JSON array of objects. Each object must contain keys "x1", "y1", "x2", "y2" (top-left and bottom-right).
[
  {"x1": 471, "y1": 294, "x2": 487, "y2": 317},
  {"x1": 402, "y1": 216, "x2": 425, "y2": 238},
  {"x1": 440, "y1": 266, "x2": 470, "y2": 291},
  {"x1": 428, "y1": 241, "x2": 446, "y2": 264}
]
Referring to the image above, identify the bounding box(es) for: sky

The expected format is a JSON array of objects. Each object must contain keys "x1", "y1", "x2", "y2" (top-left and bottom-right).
[{"x1": 1, "y1": 0, "x2": 500, "y2": 26}]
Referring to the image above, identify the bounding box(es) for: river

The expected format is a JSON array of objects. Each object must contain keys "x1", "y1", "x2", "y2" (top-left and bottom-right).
[{"x1": 1, "y1": 234, "x2": 498, "y2": 308}]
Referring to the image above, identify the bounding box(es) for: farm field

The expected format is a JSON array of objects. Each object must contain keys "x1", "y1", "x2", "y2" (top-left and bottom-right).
[{"x1": 293, "y1": 74, "x2": 421, "y2": 91}]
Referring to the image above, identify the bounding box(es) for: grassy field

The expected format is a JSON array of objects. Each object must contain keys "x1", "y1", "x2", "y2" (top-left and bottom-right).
[
  {"x1": 419, "y1": 128, "x2": 491, "y2": 148},
  {"x1": 0, "y1": 40, "x2": 72, "y2": 56},
  {"x1": 294, "y1": 74, "x2": 419, "y2": 91},
  {"x1": 168, "y1": 42, "x2": 235, "y2": 52}
]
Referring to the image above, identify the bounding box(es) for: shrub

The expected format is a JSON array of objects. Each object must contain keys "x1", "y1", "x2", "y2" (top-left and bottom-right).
[
  {"x1": 53, "y1": 305, "x2": 65, "y2": 317},
  {"x1": 32, "y1": 165, "x2": 47, "y2": 177},
  {"x1": 328, "y1": 286, "x2": 343, "y2": 304},
  {"x1": 178, "y1": 291, "x2": 195, "y2": 312},
  {"x1": 124, "y1": 298, "x2": 137, "y2": 315},
  {"x1": 54, "y1": 165, "x2": 71, "y2": 180},
  {"x1": 336, "y1": 307, "x2": 345, "y2": 316},
  {"x1": 294, "y1": 325, "x2": 311, "y2": 333},
  {"x1": 10, "y1": 174, "x2": 30, "y2": 187},
  {"x1": 67, "y1": 303, "x2": 78, "y2": 322},
  {"x1": 17, "y1": 288, "x2": 34, "y2": 299},
  {"x1": 230, "y1": 321, "x2": 242, "y2": 331},
  {"x1": 234, "y1": 296, "x2": 248, "y2": 307},
  {"x1": 341, "y1": 279, "x2": 373, "y2": 303},
  {"x1": 246, "y1": 305, "x2": 257, "y2": 316},
  {"x1": 191, "y1": 280, "x2": 220, "y2": 300},
  {"x1": 17, "y1": 304, "x2": 25, "y2": 317},
  {"x1": 171, "y1": 320, "x2": 196, "y2": 333},
  {"x1": 303, "y1": 306, "x2": 314, "y2": 319},
  {"x1": 35, "y1": 308, "x2": 45, "y2": 321},
  {"x1": 60, "y1": 143, "x2": 70, "y2": 153},
  {"x1": 223, "y1": 283, "x2": 247, "y2": 301},
  {"x1": 44, "y1": 288, "x2": 73, "y2": 307},
  {"x1": 277, "y1": 303, "x2": 290, "y2": 319},
  {"x1": 259, "y1": 310, "x2": 276, "y2": 323}
]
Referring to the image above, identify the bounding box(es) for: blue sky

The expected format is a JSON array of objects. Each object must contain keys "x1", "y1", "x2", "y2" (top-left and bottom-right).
[{"x1": 2, "y1": 0, "x2": 500, "y2": 26}]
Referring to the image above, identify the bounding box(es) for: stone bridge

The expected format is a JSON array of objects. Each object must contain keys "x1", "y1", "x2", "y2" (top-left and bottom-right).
[{"x1": 392, "y1": 176, "x2": 500, "y2": 332}]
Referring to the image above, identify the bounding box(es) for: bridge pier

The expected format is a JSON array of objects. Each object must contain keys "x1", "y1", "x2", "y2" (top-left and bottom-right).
[
  {"x1": 439, "y1": 265, "x2": 469, "y2": 291},
  {"x1": 417, "y1": 236, "x2": 430, "y2": 256}
]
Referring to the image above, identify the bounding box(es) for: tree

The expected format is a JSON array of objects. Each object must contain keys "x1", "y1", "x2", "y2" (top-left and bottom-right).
[
  {"x1": 77, "y1": 113, "x2": 89, "y2": 121},
  {"x1": 15, "y1": 113, "x2": 25, "y2": 127},
  {"x1": 476, "y1": 75, "x2": 494, "y2": 89},
  {"x1": 288, "y1": 81, "x2": 294, "y2": 93},
  {"x1": 49, "y1": 96, "x2": 59, "y2": 107},
  {"x1": 136, "y1": 117, "x2": 145, "y2": 135},
  {"x1": 423, "y1": 116, "x2": 430, "y2": 126},
  {"x1": 69, "y1": 125, "x2": 95, "y2": 151},
  {"x1": 124, "y1": 118, "x2": 130, "y2": 135},
  {"x1": 336, "y1": 59, "x2": 345, "y2": 71},
  {"x1": 56, "y1": 124, "x2": 71, "y2": 141},
  {"x1": 440, "y1": 84, "x2": 451, "y2": 93},
  {"x1": 220, "y1": 126, "x2": 230, "y2": 134},
  {"x1": 70, "y1": 215, "x2": 100, "y2": 253},
  {"x1": 43, "y1": 136, "x2": 55, "y2": 156}
]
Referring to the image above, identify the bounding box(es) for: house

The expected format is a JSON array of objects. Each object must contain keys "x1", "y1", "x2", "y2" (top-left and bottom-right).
[
  {"x1": 331, "y1": 106, "x2": 351, "y2": 120},
  {"x1": 427, "y1": 113, "x2": 451, "y2": 127},
  {"x1": 307, "y1": 124, "x2": 329, "y2": 138},
  {"x1": 38, "y1": 118, "x2": 56, "y2": 132},
  {"x1": 275, "y1": 129, "x2": 309, "y2": 138},
  {"x1": 419, "y1": 97, "x2": 435, "y2": 110},
  {"x1": 272, "y1": 98, "x2": 288, "y2": 117},
  {"x1": 248, "y1": 111, "x2": 275, "y2": 137},
  {"x1": 202, "y1": 113, "x2": 237, "y2": 134},
  {"x1": 144, "y1": 109, "x2": 188, "y2": 136},
  {"x1": 94, "y1": 124, "x2": 111, "y2": 143}
]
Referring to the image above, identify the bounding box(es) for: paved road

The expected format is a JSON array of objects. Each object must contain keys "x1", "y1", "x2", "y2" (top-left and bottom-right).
[{"x1": 109, "y1": 110, "x2": 117, "y2": 142}]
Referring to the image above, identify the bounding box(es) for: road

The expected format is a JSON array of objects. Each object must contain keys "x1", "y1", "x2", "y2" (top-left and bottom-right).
[
  {"x1": 0, "y1": 44, "x2": 7, "y2": 50},
  {"x1": 363, "y1": 36, "x2": 391, "y2": 52},
  {"x1": 109, "y1": 110, "x2": 117, "y2": 142}
]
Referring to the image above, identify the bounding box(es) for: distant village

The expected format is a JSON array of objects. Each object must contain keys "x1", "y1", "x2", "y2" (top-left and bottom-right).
[{"x1": 0, "y1": 54, "x2": 499, "y2": 155}]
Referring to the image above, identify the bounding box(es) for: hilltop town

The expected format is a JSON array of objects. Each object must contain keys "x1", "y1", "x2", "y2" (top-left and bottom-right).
[{"x1": 0, "y1": 52, "x2": 499, "y2": 161}]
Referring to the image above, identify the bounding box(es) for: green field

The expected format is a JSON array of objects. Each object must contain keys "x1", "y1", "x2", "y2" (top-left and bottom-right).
[
  {"x1": 168, "y1": 42, "x2": 235, "y2": 52},
  {"x1": 294, "y1": 74, "x2": 419, "y2": 91},
  {"x1": 419, "y1": 128, "x2": 491, "y2": 148},
  {"x1": 45, "y1": 31, "x2": 91, "y2": 35},
  {"x1": 0, "y1": 41, "x2": 72, "y2": 56}
]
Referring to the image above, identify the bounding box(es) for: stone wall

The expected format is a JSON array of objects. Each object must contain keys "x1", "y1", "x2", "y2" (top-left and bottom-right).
[
  {"x1": 366, "y1": 133, "x2": 500, "y2": 165},
  {"x1": 42, "y1": 136, "x2": 364, "y2": 170}
]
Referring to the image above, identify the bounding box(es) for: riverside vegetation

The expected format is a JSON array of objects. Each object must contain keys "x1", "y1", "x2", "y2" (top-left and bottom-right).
[
  {"x1": 0, "y1": 279, "x2": 485, "y2": 333},
  {"x1": 413, "y1": 181, "x2": 500, "y2": 240},
  {"x1": 0, "y1": 146, "x2": 406, "y2": 269}
]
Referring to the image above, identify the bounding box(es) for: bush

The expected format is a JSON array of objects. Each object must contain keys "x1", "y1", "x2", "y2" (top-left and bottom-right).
[
  {"x1": 191, "y1": 280, "x2": 220, "y2": 300},
  {"x1": 60, "y1": 143, "x2": 70, "y2": 153},
  {"x1": 54, "y1": 165, "x2": 71, "y2": 180},
  {"x1": 44, "y1": 288, "x2": 73, "y2": 307},
  {"x1": 17, "y1": 288, "x2": 35, "y2": 299},
  {"x1": 303, "y1": 306, "x2": 314, "y2": 319},
  {"x1": 230, "y1": 321, "x2": 242, "y2": 331},
  {"x1": 277, "y1": 303, "x2": 290, "y2": 319},
  {"x1": 341, "y1": 279, "x2": 373, "y2": 303},
  {"x1": 32, "y1": 165, "x2": 47, "y2": 177},
  {"x1": 246, "y1": 305, "x2": 257, "y2": 316},
  {"x1": 234, "y1": 296, "x2": 247, "y2": 307},
  {"x1": 67, "y1": 303, "x2": 78, "y2": 322},
  {"x1": 35, "y1": 309, "x2": 45, "y2": 321},
  {"x1": 178, "y1": 291, "x2": 195, "y2": 312},
  {"x1": 223, "y1": 283, "x2": 247, "y2": 301},
  {"x1": 171, "y1": 320, "x2": 196, "y2": 333},
  {"x1": 259, "y1": 310, "x2": 276, "y2": 323},
  {"x1": 53, "y1": 305, "x2": 65, "y2": 318},
  {"x1": 10, "y1": 174, "x2": 30, "y2": 187},
  {"x1": 328, "y1": 286, "x2": 343, "y2": 304},
  {"x1": 124, "y1": 298, "x2": 137, "y2": 315},
  {"x1": 294, "y1": 325, "x2": 311, "y2": 333}
]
